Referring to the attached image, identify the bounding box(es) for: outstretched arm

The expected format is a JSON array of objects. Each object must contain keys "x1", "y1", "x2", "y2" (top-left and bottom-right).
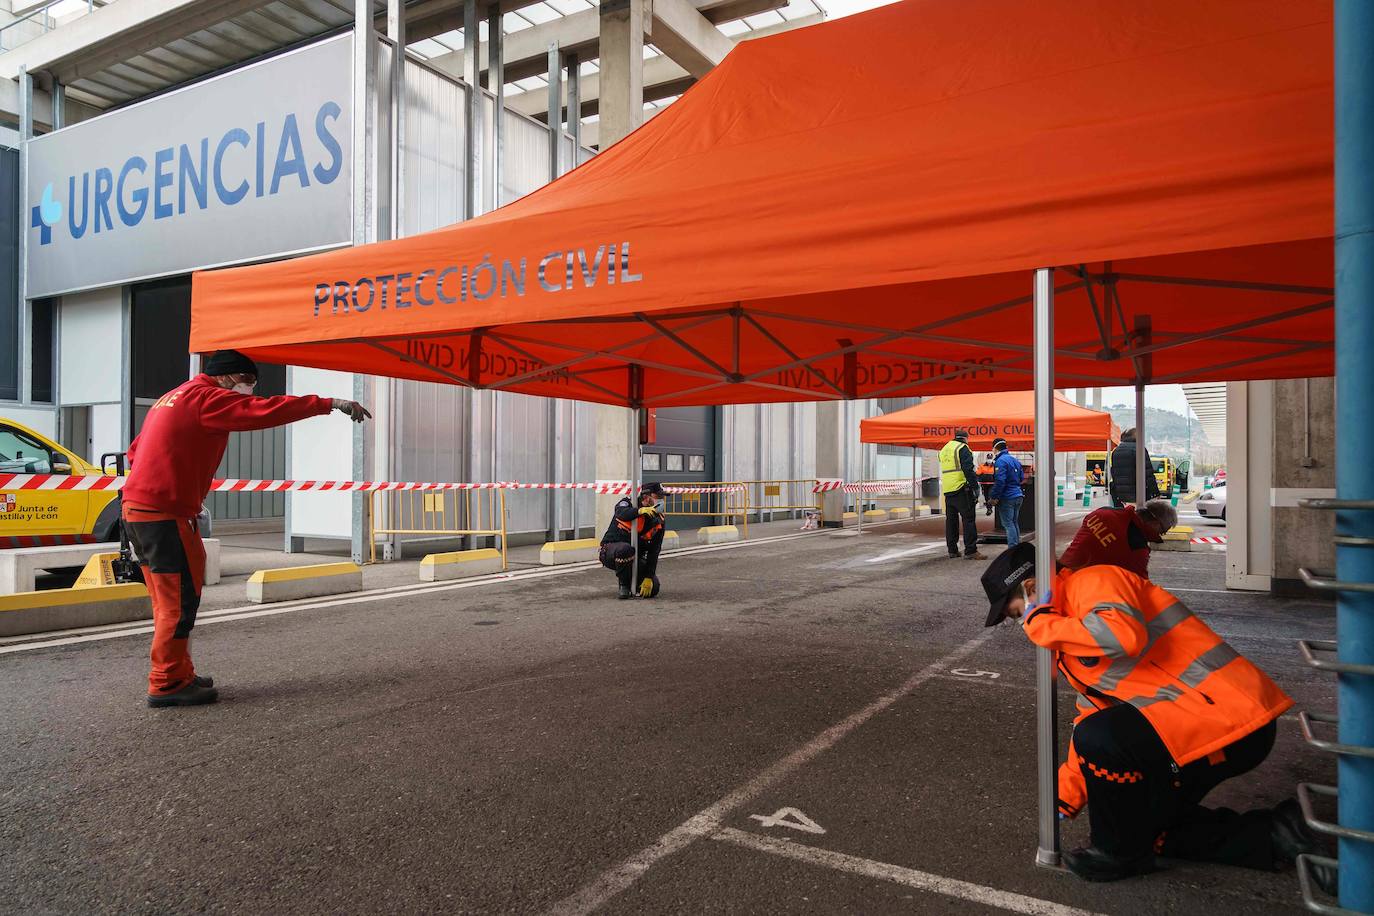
[{"x1": 199, "y1": 388, "x2": 368, "y2": 432}]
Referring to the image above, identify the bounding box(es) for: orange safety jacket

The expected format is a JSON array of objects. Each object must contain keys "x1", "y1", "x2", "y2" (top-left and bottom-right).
[
  {"x1": 1020, "y1": 564, "x2": 1292, "y2": 818},
  {"x1": 601, "y1": 497, "x2": 665, "y2": 546}
]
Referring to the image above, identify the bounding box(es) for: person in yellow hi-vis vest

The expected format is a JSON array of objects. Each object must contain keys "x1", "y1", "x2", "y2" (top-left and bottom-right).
[{"x1": 940, "y1": 429, "x2": 986, "y2": 560}]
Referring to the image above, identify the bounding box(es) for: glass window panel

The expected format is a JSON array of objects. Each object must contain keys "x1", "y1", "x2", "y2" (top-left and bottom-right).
[
  {"x1": 689, "y1": 455, "x2": 705, "y2": 472},
  {"x1": 642, "y1": 453, "x2": 661, "y2": 471},
  {"x1": 666, "y1": 454, "x2": 683, "y2": 471}
]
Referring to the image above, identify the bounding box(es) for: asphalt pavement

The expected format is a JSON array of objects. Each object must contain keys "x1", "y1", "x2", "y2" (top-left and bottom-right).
[{"x1": 0, "y1": 508, "x2": 1336, "y2": 915}]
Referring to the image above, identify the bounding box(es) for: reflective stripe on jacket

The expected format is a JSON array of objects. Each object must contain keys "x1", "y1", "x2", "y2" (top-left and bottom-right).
[
  {"x1": 939, "y1": 439, "x2": 974, "y2": 494},
  {"x1": 600, "y1": 497, "x2": 664, "y2": 546},
  {"x1": 1025, "y1": 564, "x2": 1291, "y2": 769}
]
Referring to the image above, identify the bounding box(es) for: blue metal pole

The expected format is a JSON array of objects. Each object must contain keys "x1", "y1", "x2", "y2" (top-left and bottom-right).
[{"x1": 1335, "y1": 1, "x2": 1374, "y2": 909}]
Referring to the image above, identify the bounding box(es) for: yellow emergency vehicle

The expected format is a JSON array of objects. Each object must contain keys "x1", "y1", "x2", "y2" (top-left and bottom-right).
[
  {"x1": 0, "y1": 418, "x2": 121, "y2": 547},
  {"x1": 1088, "y1": 452, "x2": 1175, "y2": 494}
]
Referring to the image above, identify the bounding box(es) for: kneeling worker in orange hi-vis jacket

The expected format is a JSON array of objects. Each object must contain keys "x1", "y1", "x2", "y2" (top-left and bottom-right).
[{"x1": 980, "y1": 543, "x2": 1333, "y2": 888}]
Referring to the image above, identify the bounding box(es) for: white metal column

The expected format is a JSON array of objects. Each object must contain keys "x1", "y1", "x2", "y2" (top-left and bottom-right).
[
  {"x1": 17, "y1": 66, "x2": 32, "y2": 405},
  {"x1": 350, "y1": 0, "x2": 378, "y2": 565},
  {"x1": 1033, "y1": 267, "x2": 1060, "y2": 868}
]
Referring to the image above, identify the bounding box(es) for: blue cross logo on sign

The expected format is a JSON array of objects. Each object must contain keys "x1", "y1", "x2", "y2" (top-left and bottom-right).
[{"x1": 30, "y1": 183, "x2": 62, "y2": 246}]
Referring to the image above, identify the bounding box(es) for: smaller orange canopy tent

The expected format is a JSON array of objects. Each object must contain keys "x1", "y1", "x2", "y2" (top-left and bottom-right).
[{"x1": 860, "y1": 392, "x2": 1120, "y2": 452}]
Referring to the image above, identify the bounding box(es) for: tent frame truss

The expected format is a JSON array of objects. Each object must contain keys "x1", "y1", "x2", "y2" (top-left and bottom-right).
[{"x1": 332, "y1": 268, "x2": 1333, "y2": 408}]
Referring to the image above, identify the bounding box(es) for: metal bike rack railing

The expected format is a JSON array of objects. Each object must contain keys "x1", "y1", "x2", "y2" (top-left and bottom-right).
[{"x1": 1293, "y1": 495, "x2": 1374, "y2": 914}]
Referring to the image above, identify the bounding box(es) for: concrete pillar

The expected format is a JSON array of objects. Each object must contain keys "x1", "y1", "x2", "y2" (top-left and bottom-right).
[
  {"x1": 1227, "y1": 377, "x2": 1337, "y2": 594},
  {"x1": 1269, "y1": 378, "x2": 1336, "y2": 595},
  {"x1": 592, "y1": 0, "x2": 647, "y2": 536},
  {"x1": 593, "y1": 400, "x2": 632, "y2": 534},
  {"x1": 598, "y1": 0, "x2": 646, "y2": 144},
  {"x1": 1226, "y1": 381, "x2": 1275, "y2": 591},
  {"x1": 815, "y1": 401, "x2": 845, "y2": 525}
]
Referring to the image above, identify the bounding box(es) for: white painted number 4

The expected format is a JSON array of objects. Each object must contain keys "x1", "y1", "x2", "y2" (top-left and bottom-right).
[{"x1": 749, "y1": 807, "x2": 826, "y2": 835}]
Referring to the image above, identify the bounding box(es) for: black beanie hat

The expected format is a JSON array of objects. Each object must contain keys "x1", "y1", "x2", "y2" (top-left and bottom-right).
[{"x1": 203, "y1": 350, "x2": 258, "y2": 378}]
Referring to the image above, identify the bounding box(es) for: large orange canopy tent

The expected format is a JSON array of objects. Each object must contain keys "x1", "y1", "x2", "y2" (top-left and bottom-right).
[
  {"x1": 189, "y1": 0, "x2": 1334, "y2": 405},
  {"x1": 859, "y1": 393, "x2": 1120, "y2": 452}
]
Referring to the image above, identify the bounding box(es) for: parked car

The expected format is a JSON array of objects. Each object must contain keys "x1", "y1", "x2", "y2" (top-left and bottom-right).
[
  {"x1": 0, "y1": 418, "x2": 124, "y2": 547},
  {"x1": 1197, "y1": 484, "x2": 1227, "y2": 520},
  {"x1": 0, "y1": 418, "x2": 210, "y2": 548}
]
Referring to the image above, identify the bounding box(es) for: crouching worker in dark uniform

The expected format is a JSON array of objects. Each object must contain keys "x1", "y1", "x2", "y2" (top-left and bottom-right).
[
  {"x1": 980, "y1": 544, "x2": 1332, "y2": 889},
  {"x1": 123, "y1": 350, "x2": 371, "y2": 708},
  {"x1": 600, "y1": 482, "x2": 667, "y2": 600}
]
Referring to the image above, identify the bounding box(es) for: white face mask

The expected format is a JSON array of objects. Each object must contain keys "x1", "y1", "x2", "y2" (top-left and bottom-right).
[{"x1": 232, "y1": 382, "x2": 255, "y2": 396}]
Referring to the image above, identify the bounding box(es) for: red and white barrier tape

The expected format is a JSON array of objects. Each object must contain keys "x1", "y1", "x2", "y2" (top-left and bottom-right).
[
  {"x1": 2, "y1": 475, "x2": 899, "y2": 498},
  {"x1": 1191, "y1": 535, "x2": 1227, "y2": 545},
  {"x1": 663, "y1": 485, "x2": 745, "y2": 494},
  {"x1": 0, "y1": 474, "x2": 635, "y2": 496},
  {"x1": 507, "y1": 481, "x2": 634, "y2": 495},
  {"x1": 841, "y1": 480, "x2": 918, "y2": 494}
]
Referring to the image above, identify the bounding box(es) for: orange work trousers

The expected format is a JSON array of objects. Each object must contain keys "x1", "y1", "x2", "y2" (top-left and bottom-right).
[{"x1": 122, "y1": 505, "x2": 205, "y2": 695}]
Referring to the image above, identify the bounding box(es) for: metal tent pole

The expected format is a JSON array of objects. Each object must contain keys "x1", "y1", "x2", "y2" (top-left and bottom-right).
[
  {"x1": 1135, "y1": 384, "x2": 1147, "y2": 506},
  {"x1": 912, "y1": 446, "x2": 918, "y2": 516},
  {"x1": 1335, "y1": 1, "x2": 1374, "y2": 906},
  {"x1": 1033, "y1": 267, "x2": 1060, "y2": 868},
  {"x1": 629, "y1": 406, "x2": 641, "y2": 594},
  {"x1": 629, "y1": 365, "x2": 644, "y2": 596}
]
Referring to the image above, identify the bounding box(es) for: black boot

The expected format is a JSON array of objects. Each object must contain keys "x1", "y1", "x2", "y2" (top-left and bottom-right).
[
  {"x1": 1271, "y1": 799, "x2": 1322, "y2": 862},
  {"x1": 1271, "y1": 800, "x2": 1337, "y2": 896},
  {"x1": 147, "y1": 681, "x2": 219, "y2": 708},
  {"x1": 1063, "y1": 846, "x2": 1156, "y2": 882},
  {"x1": 193, "y1": 674, "x2": 214, "y2": 688}
]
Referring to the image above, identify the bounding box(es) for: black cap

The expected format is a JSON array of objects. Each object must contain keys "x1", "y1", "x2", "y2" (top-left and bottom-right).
[
  {"x1": 203, "y1": 350, "x2": 258, "y2": 378},
  {"x1": 980, "y1": 542, "x2": 1036, "y2": 627},
  {"x1": 954, "y1": 429, "x2": 969, "y2": 440},
  {"x1": 992, "y1": 437, "x2": 1008, "y2": 451},
  {"x1": 640, "y1": 481, "x2": 666, "y2": 497}
]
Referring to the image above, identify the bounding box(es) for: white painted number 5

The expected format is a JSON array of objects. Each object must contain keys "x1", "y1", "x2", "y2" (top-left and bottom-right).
[
  {"x1": 950, "y1": 668, "x2": 1000, "y2": 679},
  {"x1": 749, "y1": 807, "x2": 826, "y2": 835}
]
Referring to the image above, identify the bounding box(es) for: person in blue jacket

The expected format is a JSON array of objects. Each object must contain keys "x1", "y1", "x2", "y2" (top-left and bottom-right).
[{"x1": 987, "y1": 438, "x2": 1025, "y2": 546}]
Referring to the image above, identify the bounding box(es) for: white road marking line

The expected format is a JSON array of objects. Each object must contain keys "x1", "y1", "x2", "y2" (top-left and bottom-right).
[
  {"x1": 864, "y1": 543, "x2": 945, "y2": 564},
  {"x1": 0, "y1": 527, "x2": 828, "y2": 655},
  {"x1": 748, "y1": 807, "x2": 825, "y2": 834},
  {"x1": 712, "y1": 828, "x2": 1107, "y2": 916},
  {"x1": 542, "y1": 631, "x2": 995, "y2": 916}
]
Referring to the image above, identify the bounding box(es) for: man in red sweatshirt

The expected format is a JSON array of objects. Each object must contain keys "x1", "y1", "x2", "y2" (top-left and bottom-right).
[
  {"x1": 1059, "y1": 500, "x2": 1178, "y2": 579},
  {"x1": 122, "y1": 350, "x2": 371, "y2": 708}
]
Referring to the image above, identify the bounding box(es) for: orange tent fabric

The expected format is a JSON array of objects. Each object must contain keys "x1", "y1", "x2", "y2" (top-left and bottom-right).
[
  {"x1": 190, "y1": 0, "x2": 1334, "y2": 407},
  {"x1": 860, "y1": 393, "x2": 1120, "y2": 452}
]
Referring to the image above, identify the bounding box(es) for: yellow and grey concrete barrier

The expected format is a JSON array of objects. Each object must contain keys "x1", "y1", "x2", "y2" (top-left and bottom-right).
[
  {"x1": 697, "y1": 525, "x2": 740, "y2": 545},
  {"x1": 1155, "y1": 525, "x2": 1195, "y2": 552},
  {"x1": 540, "y1": 538, "x2": 600, "y2": 565},
  {"x1": 0, "y1": 583, "x2": 150, "y2": 637},
  {"x1": 862, "y1": 509, "x2": 889, "y2": 522},
  {"x1": 419, "y1": 548, "x2": 504, "y2": 581},
  {"x1": 247, "y1": 562, "x2": 363, "y2": 603}
]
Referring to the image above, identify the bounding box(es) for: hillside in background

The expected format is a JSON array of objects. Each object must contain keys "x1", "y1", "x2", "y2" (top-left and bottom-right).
[{"x1": 1105, "y1": 404, "x2": 1210, "y2": 465}]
